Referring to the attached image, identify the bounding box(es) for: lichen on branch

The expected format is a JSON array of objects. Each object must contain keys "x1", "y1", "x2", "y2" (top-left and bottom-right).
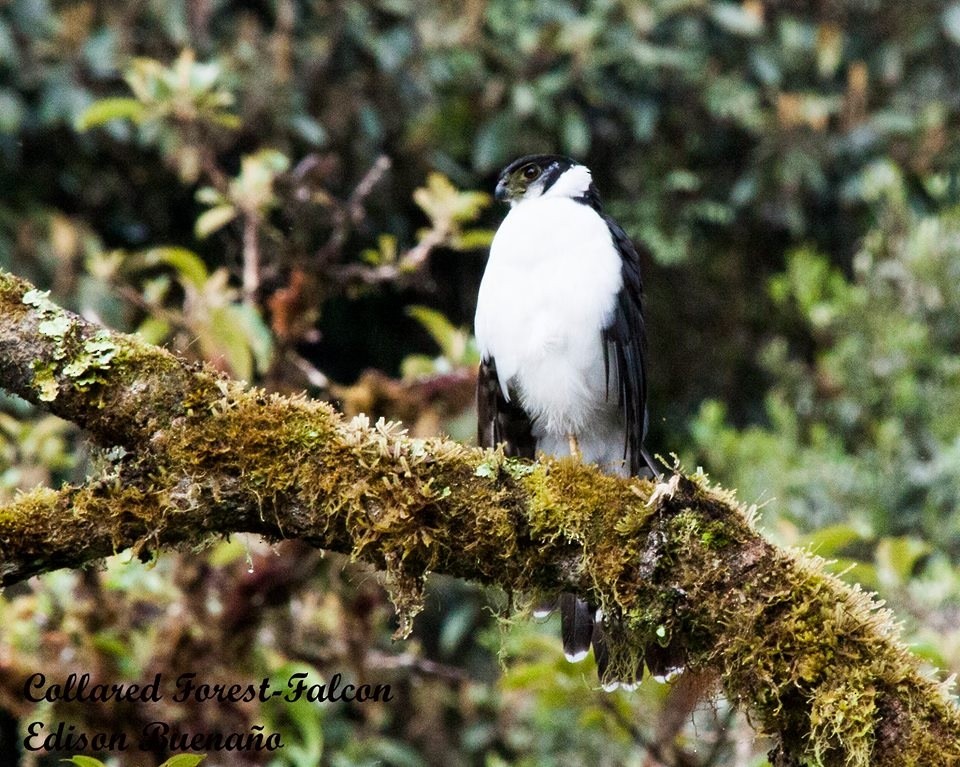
[{"x1": 0, "y1": 268, "x2": 958, "y2": 766}]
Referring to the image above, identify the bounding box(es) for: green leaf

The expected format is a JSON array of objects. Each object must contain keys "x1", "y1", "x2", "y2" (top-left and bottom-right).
[
  {"x1": 413, "y1": 174, "x2": 491, "y2": 229},
  {"x1": 157, "y1": 755, "x2": 207, "y2": 767},
  {"x1": 62, "y1": 757, "x2": 108, "y2": 767},
  {"x1": 412, "y1": 173, "x2": 457, "y2": 223},
  {"x1": 225, "y1": 303, "x2": 274, "y2": 375},
  {"x1": 406, "y1": 306, "x2": 458, "y2": 356},
  {"x1": 450, "y1": 228, "x2": 495, "y2": 250},
  {"x1": 876, "y1": 537, "x2": 931, "y2": 583},
  {"x1": 229, "y1": 150, "x2": 290, "y2": 212},
  {"x1": 261, "y1": 664, "x2": 324, "y2": 767},
  {"x1": 194, "y1": 204, "x2": 237, "y2": 239},
  {"x1": 203, "y1": 306, "x2": 254, "y2": 381},
  {"x1": 365, "y1": 233, "x2": 397, "y2": 264},
  {"x1": 135, "y1": 316, "x2": 171, "y2": 345},
  {"x1": 400, "y1": 354, "x2": 437, "y2": 380},
  {"x1": 75, "y1": 97, "x2": 146, "y2": 131},
  {"x1": 195, "y1": 186, "x2": 225, "y2": 206},
  {"x1": 208, "y1": 537, "x2": 250, "y2": 567},
  {"x1": 130, "y1": 247, "x2": 210, "y2": 288},
  {"x1": 799, "y1": 524, "x2": 869, "y2": 558}
]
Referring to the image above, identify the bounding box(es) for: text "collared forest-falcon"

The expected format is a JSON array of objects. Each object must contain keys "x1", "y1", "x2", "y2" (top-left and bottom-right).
[{"x1": 474, "y1": 154, "x2": 659, "y2": 690}]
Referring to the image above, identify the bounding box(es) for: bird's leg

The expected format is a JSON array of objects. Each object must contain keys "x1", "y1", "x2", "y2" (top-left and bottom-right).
[{"x1": 567, "y1": 433, "x2": 581, "y2": 459}]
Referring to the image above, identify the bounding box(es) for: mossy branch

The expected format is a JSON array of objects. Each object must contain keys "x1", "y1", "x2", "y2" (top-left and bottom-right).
[{"x1": 0, "y1": 268, "x2": 958, "y2": 766}]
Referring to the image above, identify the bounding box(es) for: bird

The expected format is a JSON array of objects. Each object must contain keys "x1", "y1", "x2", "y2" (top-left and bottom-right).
[{"x1": 474, "y1": 154, "x2": 660, "y2": 689}]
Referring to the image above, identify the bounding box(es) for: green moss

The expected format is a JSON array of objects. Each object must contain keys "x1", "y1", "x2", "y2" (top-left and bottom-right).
[
  {"x1": 62, "y1": 332, "x2": 119, "y2": 387},
  {"x1": 18, "y1": 288, "x2": 118, "y2": 399},
  {"x1": 23, "y1": 289, "x2": 78, "y2": 400},
  {"x1": 501, "y1": 456, "x2": 536, "y2": 479}
]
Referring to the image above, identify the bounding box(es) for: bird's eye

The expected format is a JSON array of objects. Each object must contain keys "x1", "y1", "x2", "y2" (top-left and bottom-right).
[{"x1": 521, "y1": 165, "x2": 541, "y2": 181}]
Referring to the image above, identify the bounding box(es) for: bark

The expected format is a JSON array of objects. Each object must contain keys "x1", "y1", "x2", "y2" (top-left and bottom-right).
[{"x1": 0, "y1": 268, "x2": 958, "y2": 766}]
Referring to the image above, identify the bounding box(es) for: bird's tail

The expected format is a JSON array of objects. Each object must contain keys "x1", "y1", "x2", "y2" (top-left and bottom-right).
[
  {"x1": 558, "y1": 595, "x2": 650, "y2": 690},
  {"x1": 639, "y1": 445, "x2": 662, "y2": 478},
  {"x1": 553, "y1": 593, "x2": 682, "y2": 690},
  {"x1": 559, "y1": 594, "x2": 593, "y2": 663}
]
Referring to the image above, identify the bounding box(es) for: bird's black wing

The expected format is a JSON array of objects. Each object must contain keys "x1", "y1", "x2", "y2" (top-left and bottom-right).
[
  {"x1": 477, "y1": 356, "x2": 535, "y2": 458},
  {"x1": 601, "y1": 216, "x2": 657, "y2": 477}
]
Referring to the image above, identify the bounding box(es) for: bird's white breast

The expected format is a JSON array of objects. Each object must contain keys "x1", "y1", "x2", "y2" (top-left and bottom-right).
[{"x1": 475, "y1": 196, "x2": 624, "y2": 444}]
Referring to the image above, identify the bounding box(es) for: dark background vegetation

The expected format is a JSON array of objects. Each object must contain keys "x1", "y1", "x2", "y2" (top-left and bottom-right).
[{"x1": 3, "y1": 1, "x2": 960, "y2": 765}]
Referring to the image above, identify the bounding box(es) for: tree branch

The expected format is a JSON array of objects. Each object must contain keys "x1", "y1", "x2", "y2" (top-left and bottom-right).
[{"x1": 0, "y1": 268, "x2": 958, "y2": 766}]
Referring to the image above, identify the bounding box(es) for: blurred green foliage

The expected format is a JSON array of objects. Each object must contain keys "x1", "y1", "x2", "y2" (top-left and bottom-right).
[
  {"x1": 689, "y1": 178, "x2": 960, "y2": 677},
  {"x1": 3, "y1": 0, "x2": 960, "y2": 765}
]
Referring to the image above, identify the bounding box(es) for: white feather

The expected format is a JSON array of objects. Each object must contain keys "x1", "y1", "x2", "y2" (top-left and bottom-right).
[
  {"x1": 541, "y1": 164, "x2": 593, "y2": 200},
  {"x1": 475, "y1": 167, "x2": 628, "y2": 474}
]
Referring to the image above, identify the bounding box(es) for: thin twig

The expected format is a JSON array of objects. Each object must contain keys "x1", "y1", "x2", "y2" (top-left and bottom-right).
[
  {"x1": 701, "y1": 705, "x2": 738, "y2": 767},
  {"x1": 317, "y1": 154, "x2": 392, "y2": 265},
  {"x1": 598, "y1": 694, "x2": 679, "y2": 767},
  {"x1": 348, "y1": 155, "x2": 392, "y2": 218},
  {"x1": 364, "y1": 650, "x2": 471, "y2": 683},
  {"x1": 242, "y1": 212, "x2": 261, "y2": 302}
]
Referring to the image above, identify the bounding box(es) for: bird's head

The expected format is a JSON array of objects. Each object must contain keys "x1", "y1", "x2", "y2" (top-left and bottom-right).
[{"x1": 494, "y1": 155, "x2": 598, "y2": 208}]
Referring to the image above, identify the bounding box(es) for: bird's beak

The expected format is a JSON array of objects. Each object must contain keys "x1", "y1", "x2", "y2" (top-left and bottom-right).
[{"x1": 494, "y1": 178, "x2": 509, "y2": 202}]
